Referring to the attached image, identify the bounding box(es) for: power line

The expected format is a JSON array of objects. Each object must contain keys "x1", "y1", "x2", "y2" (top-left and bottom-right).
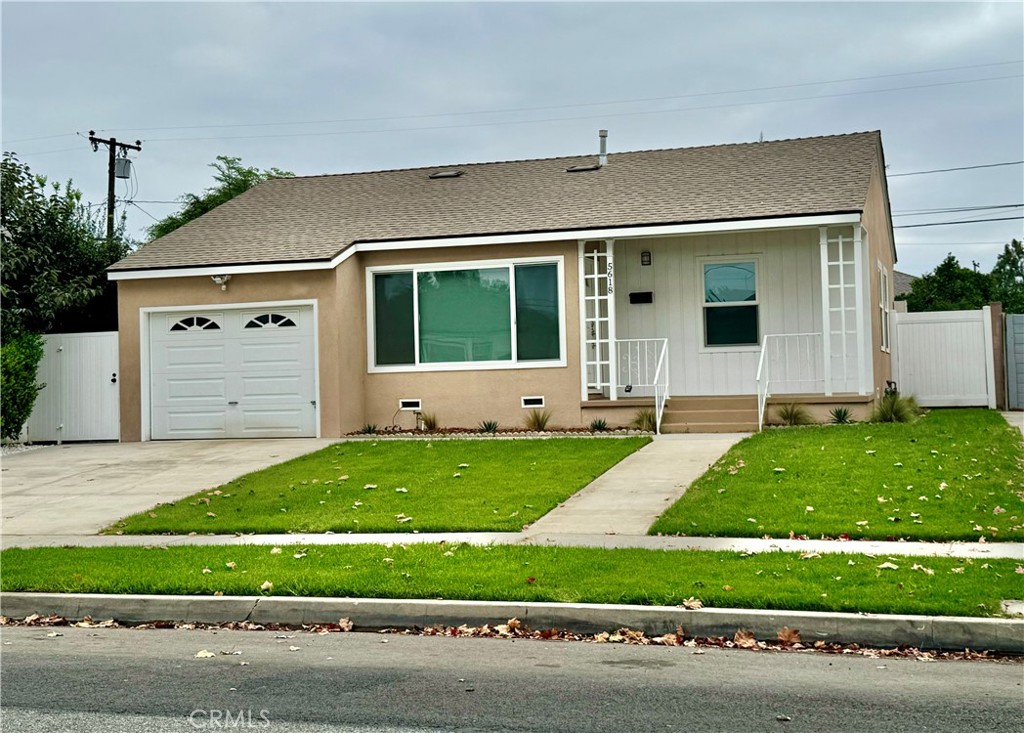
[
  {"x1": 894, "y1": 216, "x2": 1024, "y2": 229},
  {"x1": 896, "y1": 241, "x2": 1011, "y2": 245},
  {"x1": 888, "y1": 161, "x2": 1024, "y2": 177},
  {"x1": 137, "y1": 73, "x2": 1022, "y2": 143},
  {"x1": 127, "y1": 201, "x2": 160, "y2": 223},
  {"x1": 89, "y1": 59, "x2": 1023, "y2": 136},
  {"x1": 892, "y1": 204, "x2": 1022, "y2": 217}
]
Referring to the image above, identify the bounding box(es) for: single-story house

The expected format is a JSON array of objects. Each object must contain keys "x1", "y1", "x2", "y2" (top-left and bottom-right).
[{"x1": 108, "y1": 130, "x2": 897, "y2": 440}]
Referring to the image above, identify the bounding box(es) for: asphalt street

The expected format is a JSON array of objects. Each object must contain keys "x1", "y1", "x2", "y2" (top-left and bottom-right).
[{"x1": 1, "y1": 626, "x2": 1021, "y2": 733}]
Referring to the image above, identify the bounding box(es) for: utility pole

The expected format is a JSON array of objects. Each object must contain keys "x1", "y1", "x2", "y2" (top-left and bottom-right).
[{"x1": 88, "y1": 131, "x2": 141, "y2": 241}]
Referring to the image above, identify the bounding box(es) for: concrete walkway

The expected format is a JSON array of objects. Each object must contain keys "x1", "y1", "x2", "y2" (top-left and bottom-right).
[
  {"x1": 523, "y1": 433, "x2": 746, "y2": 536},
  {"x1": 1002, "y1": 411, "x2": 1023, "y2": 436},
  {"x1": 0, "y1": 438, "x2": 337, "y2": 537}
]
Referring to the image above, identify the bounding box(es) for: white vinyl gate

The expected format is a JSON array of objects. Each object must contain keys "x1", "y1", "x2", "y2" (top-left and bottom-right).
[
  {"x1": 25, "y1": 332, "x2": 120, "y2": 442},
  {"x1": 1007, "y1": 313, "x2": 1024, "y2": 410},
  {"x1": 892, "y1": 307, "x2": 996, "y2": 408}
]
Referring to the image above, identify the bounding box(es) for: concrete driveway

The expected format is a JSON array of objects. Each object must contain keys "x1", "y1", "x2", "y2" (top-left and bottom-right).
[{"x1": 1, "y1": 439, "x2": 336, "y2": 544}]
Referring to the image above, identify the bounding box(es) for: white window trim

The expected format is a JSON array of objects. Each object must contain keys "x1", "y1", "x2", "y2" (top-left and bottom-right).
[
  {"x1": 365, "y1": 255, "x2": 567, "y2": 373},
  {"x1": 697, "y1": 253, "x2": 763, "y2": 353},
  {"x1": 878, "y1": 262, "x2": 891, "y2": 353}
]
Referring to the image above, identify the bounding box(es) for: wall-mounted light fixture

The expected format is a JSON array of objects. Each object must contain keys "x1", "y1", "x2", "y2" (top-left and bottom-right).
[
  {"x1": 640, "y1": 251, "x2": 652, "y2": 266},
  {"x1": 211, "y1": 275, "x2": 232, "y2": 291}
]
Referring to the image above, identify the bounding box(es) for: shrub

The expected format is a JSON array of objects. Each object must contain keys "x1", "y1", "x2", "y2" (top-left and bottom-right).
[
  {"x1": 0, "y1": 332, "x2": 45, "y2": 441},
  {"x1": 871, "y1": 393, "x2": 918, "y2": 423},
  {"x1": 478, "y1": 419, "x2": 499, "y2": 433},
  {"x1": 359, "y1": 423, "x2": 378, "y2": 434},
  {"x1": 776, "y1": 402, "x2": 811, "y2": 426},
  {"x1": 524, "y1": 409, "x2": 552, "y2": 431},
  {"x1": 589, "y1": 418, "x2": 609, "y2": 432},
  {"x1": 420, "y1": 412, "x2": 438, "y2": 431},
  {"x1": 829, "y1": 406, "x2": 853, "y2": 425},
  {"x1": 630, "y1": 407, "x2": 657, "y2": 432}
]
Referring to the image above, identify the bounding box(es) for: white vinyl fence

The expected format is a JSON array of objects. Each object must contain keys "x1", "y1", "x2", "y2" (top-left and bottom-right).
[
  {"x1": 892, "y1": 307, "x2": 996, "y2": 408},
  {"x1": 25, "y1": 332, "x2": 120, "y2": 442}
]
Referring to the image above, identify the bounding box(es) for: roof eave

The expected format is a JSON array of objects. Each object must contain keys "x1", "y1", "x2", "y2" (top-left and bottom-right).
[{"x1": 107, "y1": 211, "x2": 863, "y2": 281}]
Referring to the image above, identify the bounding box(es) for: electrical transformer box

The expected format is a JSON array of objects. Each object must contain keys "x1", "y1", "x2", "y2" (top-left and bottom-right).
[{"x1": 114, "y1": 157, "x2": 132, "y2": 179}]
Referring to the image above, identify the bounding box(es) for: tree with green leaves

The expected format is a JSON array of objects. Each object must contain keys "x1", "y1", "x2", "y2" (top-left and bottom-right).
[
  {"x1": 1, "y1": 153, "x2": 132, "y2": 440},
  {"x1": 901, "y1": 253, "x2": 995, "y2": 313},
  {"x1": 989, "y1": 239, "x2": 1024, "y2": 314},
  {"x1": 1, "y1": 153, "x2": 131, "y2": 335},
  {"x1": 146, "y1": 155, "x2": 294, "y2": 240}
]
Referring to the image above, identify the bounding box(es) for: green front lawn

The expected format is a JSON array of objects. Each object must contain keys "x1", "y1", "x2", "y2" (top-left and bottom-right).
[
  {"x1": 109, "y1": 438, "x2": 649, "y2": 535},
  {"x1": 650, "y1": 410, "x2": 1024, "y2": 542},
  {"x1": 3, "y1": 544, "x2": 1021, "y2": 618}
]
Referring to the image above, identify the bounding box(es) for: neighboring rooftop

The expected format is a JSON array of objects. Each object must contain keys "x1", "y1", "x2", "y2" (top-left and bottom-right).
[
  {"x1": 111, "y1": 131, "x2": 884, "y2": 271},
  {"x1": 893, "y1": 270, "x2": 917, "y2": 297}
]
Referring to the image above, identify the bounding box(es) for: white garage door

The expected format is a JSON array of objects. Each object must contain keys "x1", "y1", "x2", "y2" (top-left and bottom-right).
[{"x1": 150, "y1": 307, "x2": 317, "y2": 439}]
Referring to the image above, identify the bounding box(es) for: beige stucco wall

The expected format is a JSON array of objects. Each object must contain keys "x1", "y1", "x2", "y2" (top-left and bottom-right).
[
  {"x1": 117, "y1": 271, "x2": 340, "y2": 441},
  {"x1": 862, "y1": 162, "x2": 896, "y2": 398},
  {"x1": 355, "y1": 241, "x2": 583, "y2": 431}
]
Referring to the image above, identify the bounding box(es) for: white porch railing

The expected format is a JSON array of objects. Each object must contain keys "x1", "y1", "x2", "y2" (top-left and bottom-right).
[
  {"x1": 616, "y1": 338, "x2": 669, "y2": 434},
  {"x1": 756, "y1": 333, "x2": 824, "y2": 430}
]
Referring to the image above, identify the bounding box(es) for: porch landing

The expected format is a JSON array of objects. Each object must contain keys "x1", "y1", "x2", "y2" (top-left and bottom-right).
[{"x1": 521, "y1": 433, "x2": 745, "y2": 536}]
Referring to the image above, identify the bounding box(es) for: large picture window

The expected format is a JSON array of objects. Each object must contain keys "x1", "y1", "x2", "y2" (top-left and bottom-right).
[
  {"x1": 703, "y1": 260, "x2": 759, "y2": 347},
  {"x1": 370, "y1": 259, "x2": 563, "y2": 369}
]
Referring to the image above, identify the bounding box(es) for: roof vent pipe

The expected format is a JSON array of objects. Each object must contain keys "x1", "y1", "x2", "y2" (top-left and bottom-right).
[{"x1": 598, "y1": 129, "x2": 608, "y2": 167}]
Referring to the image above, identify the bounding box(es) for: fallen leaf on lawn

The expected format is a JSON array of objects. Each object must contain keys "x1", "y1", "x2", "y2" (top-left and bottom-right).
[
  {"x1": 939, "y1": 481, "x2": 948, "y2": 490},
  {"x1": 911, "y1": 564, "x2": 934, "y2": 575},
  {"x1": 893, "y1": 462, "x2": 903, "y2": 467},
  {"x1": 225, "y1": 562, "x2": 236, "y2": 570},
  {"x1": 877, "y1": 496, "x2": 888, "y2": 503},
  {"x1": 270, "y1": 547, "x2": 282, "y2": 554},
  {"x1": 993, "y1": 506, "x2": 1006, "y2": 515},
  {"x1": 773, "y1": 467, "x2": 786, "y2": 473},
  {"x1": 458, "y1": 463, "x2": 470, "y2": 468},
  {"x1": 777, "y1": 627, "x2": 801, "y2": 645},
  {"x1": 443, "y1": 551, "x2": 454, "y2": 557},
  {"x1": 260, "y1": 580, "x2": 274, "y2": 591},
  {"x1": 148, "y1": 512, "x2": 157, "y2": 518},
  {"x1": 799, "y1": 552, "x2": 821, "y2": 560},
  {"x1": 950, "y1": 567, "x2": 965, "y2": 574},
  {"x1": 395, "y1": 487, "x2": 408, "y2": 493},
  {"x1": 877, "y1": 562, "x2": 899, "y2": 570},
  {"x1": 733, "y1": 629, "x2": 758, "y2": 649},
  {"x1": 855, "y1": 521, "x2": 869, "y2": 526},
  {"x1": 1014, "y1": 566, "x2": 1024, "y2": 574},
  {"x1": 865, "y1": 450, "x2": 876, "y2": 455},
  {"x1": 910, "y1": 513, "x2": 921, "y2": 519},
  {"x1": 293, "y1": 552, "x2": 307, "y2": 559},
  {"x1": 338, "y1": 475, "x2": 349, "y2": 481},
  {"x1": 722, "y1": 585, "x2": 734, "y2": 591},
  {"x1": 746, "y1": 518, "x2": 757, "y2": 523},
  {"x1": 206, "y1": 512, "x2": 217, "y2": 518},
  {"x1": 364, "y1": 484, "x2": 377, "y2": 490},
  {"x1": 194, "y1": 650, "x2": 215, "y2": 658},
  {"x1": 452, "y1": 472, "x2": 462, "y2": 478},
  {"x1": 202, "y1": 567, "x2": 212, "y2": 574},
  {"x1": 805, "y1": 506, "x2": 814, "y2": 512}
]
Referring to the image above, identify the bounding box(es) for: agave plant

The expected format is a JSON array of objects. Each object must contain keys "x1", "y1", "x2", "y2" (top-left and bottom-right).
[
  {"x1": 478, "y1": 419, "x2": 499, "y2": 433},
  {"x1": 524, "y1": 409, "x2": 552, "y2": 431},
  {"x1": 589, "y1": 418, "x2": 609, "y2": 432},
  {"x1": 776, "y1": 402, "x2": 811, "y2": 426},
  {"x1": 829, "y1": 406, "x2": 853, "y2": 424},
  {"x1": 630, "y1": 407, "x2": 657, "y2": 432}
]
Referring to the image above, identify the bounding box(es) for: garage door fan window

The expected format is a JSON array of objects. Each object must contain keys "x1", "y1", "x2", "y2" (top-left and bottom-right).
[
  {"x1": 245, "y1": 313, "x2": 297, "y2": 329},
  {"x1": 170, "y1": 316, "x2": 220, "y2": 332}
]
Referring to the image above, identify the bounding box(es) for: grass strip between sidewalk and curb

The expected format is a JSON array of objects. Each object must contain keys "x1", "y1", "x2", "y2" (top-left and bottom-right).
[
  {"x1": 650, "y1": 409, "x2": 1024, "y2": 542},
  {"x1": 107, "y1": 438, "x2": 650, "y2": 535},
  {"x1": 2, "y1": 544, "x2": 1022, "y2": 619}
]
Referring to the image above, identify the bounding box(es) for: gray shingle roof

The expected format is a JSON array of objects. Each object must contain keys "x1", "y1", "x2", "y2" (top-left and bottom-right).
[
  {"x1": 893, "y1": 270, "x2": 917, "y2": 297},
  {"x1": 111, "y1": 131, "x2": 883, "y2": 271}
]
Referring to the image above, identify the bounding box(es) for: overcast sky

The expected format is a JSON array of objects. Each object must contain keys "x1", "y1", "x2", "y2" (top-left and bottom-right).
[{"x1": 3, "y1": 1, "x2": 1022, "y2": 276}]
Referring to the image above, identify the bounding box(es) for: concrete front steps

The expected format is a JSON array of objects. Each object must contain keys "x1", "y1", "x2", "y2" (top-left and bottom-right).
[{"x1": 660, "y1": 395, "x2": 758, "y2": 433}]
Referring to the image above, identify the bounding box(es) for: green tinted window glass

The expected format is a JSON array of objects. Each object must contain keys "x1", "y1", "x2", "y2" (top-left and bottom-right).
[
  {"x1": 373, "y1": 272, "x2": 415, "y2": 365},
  {"x1": 704, "y1": 262, "x2": 756, "y2": 303},
  {"x1": 705, "y1": 305, "x2": 759, "y2": 346},
  {"x1": 515, "y1": 263, "x2": 560, "y2": 360},
  {"x1": 418, "y1": 268, "x2": 512, "y2": 363}
]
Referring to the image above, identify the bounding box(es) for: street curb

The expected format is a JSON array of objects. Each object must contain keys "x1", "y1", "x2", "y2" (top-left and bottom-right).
[{"x1": 2, "y1": 592, "x2": 1022, "y2": 654}]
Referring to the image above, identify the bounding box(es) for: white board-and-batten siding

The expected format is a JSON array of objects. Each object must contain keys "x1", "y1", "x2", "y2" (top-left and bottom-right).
[{"x1": 614, "y1": 229, "x2": 823, "y2": 396}]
